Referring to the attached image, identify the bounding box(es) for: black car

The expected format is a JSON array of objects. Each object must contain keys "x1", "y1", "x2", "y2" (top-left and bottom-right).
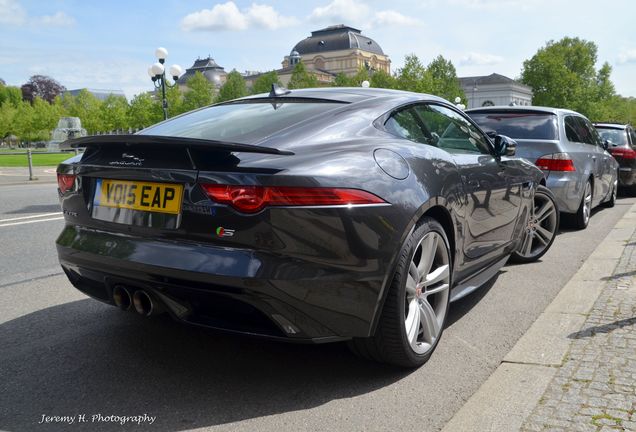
[
  {"x1": 56, "y1": 87, "x2": 558, "y2": 368},
  {"x1": 594, "y1": 123, "x2": 636, "y2": 194}
]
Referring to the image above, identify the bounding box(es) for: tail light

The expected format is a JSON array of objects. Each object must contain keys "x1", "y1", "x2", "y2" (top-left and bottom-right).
[
  {"x1": 610, "y1": 147, "x2": 636, "y2": 159},
  {"x1": 535, "y1": 153, "x2": 576, "y2": 171},
  {"x1": 57, "y1": 174, "x2": 77, "y2": 193},
  {"x1": 200, "y1": 184, "x2": 386, "y2": 214}
]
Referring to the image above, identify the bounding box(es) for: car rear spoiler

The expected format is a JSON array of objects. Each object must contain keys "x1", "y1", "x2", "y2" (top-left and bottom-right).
[{"x1": 64, "y1": 134, "x2": 295, "y2": 155}]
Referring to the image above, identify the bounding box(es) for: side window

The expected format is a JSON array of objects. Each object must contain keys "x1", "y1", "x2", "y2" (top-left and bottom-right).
[
  {"x1": 630, "y1": 128, "x2": 636, "y2": 148},
  {"x1": 574, "y1": 117, "x2": 595, "y2": 145},
  {"x1": 580, "y1": 118, "x2": 602, "y2": 147},
  {"x1": 384, "y1": 108, "x2": 430, "y2": 144},
  {"x1": 565, "y1": 116, "x2": 582, "y2": 143},
  {"x1": 412, "y1": 104, "x2": 492, "y2": 154}
]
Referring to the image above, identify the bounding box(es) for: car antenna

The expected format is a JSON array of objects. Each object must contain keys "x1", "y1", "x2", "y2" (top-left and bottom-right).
[{"x1": 269, "y1": 84, "x2": 291, "y2": 98}]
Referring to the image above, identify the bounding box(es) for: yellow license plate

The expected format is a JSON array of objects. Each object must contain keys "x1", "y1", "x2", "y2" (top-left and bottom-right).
[{"x1": 93, "y1": 179, "x2": 183, "y2": 214}]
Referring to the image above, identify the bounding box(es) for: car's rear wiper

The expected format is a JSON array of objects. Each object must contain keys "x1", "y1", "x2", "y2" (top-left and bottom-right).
[{"x1": 65, "y1": 134, "x2": 294, "y2": 155}]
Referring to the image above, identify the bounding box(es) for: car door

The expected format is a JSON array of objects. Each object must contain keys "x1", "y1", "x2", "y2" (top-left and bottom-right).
[
  {"x1": 577, "y1": 117, "x2": 610, "y2": 202},
  {"x1": 409, "y1": 104, "x2": 523, "y2": 263},
  {"x1": 565, "y1": 115, "x2": 604, "y2": 205}
]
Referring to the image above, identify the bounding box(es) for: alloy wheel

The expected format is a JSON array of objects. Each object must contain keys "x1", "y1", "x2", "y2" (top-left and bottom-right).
[
  {"x1": 583, "y1": 181, "x2": 592, "y2": 225},
  {"x1": 516, "y1": 189, "x2": 558, "y2": 259},
  {"x1": 404, "y1": 232, "x2": 450, "y2": 354}
]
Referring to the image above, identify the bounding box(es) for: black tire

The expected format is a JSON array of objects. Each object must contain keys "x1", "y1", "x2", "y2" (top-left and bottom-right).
[
  {"x1": 602, "y1": 176, "x2": 617, "y2": 208},
  {"x1": 573, "y1": 180, "x2": 592, "y2": 230},
  {"x1": 348, "y1": 217, "x2": 452, "y2": 368},
  {"x1": 510, "y1": 185, "x2": 559, "y2": 263}
]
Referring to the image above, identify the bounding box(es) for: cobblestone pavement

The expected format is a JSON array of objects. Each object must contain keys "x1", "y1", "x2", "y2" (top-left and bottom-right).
[{"x1": 521, "y1": 227, "x2": 636, "y2": 432}]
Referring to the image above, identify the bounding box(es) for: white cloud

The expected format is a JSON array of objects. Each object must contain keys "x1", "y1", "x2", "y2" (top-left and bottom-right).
[
  {"x1": 448, "y1": 0, "x2": 532, "y2": 8},
  {"x1": 310, "y1": 0, "x2": 370, "y2": 23},
  {"x1": 0, "y1": 0, "x2": 26, "y2": 25},
  {"x1": 181, "y1": 2, "x2": 297, "y2": 32},
  {"x1": 372, "y1": 10, "x2": 421, "y2": 27},
  {"x1": 459, "y1": 52, "x2": 504, "y2": 66},
  {"x1": 0, "y1": 0, "x2": 74, "y2": 27},
  {"x1": 36, "y1": 12, "x2": 76, "y2": 27},
  {"x1": 617, "y1": 49, "x2": 636, "y2": 65},
  {"x1": 246, "y1": 4, "x2": 299, "y2": 29}
]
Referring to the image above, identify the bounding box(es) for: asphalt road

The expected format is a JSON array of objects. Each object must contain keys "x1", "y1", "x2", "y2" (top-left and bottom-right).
[{"x1": 0, "y1": 183, "x2": 634, "y2": 432}]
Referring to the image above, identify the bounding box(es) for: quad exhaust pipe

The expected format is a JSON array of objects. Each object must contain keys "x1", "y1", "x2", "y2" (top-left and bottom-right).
[
  {"x1": 113, "y1": 286, "x2": 165, "y2": 316},
  {"x1": 112, "y1": 285, "x2": 132, "y2": 311},
  {"x1": 132, "y1": 290, "x2": 164, "y2": 317}
]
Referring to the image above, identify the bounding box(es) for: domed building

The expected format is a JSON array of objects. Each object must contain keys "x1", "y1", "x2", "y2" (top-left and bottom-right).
[
  {"x1": 176, "y1": 56, "x2": 227, "y2": 90},
  {"x1": 282, "y1": 24, "x2": 390, "y2": 76},
  {"x1": 244, "y1": 24, "x2": 391, "y2": 89}
]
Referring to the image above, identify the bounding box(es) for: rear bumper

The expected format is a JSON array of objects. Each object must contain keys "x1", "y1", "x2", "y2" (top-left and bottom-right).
[
  {"x1": 56, "y1": 224, "x2": 399, "y2": 342},
  {"x1": 545, "y1": 172, "x2": 582, "y2": 214}
]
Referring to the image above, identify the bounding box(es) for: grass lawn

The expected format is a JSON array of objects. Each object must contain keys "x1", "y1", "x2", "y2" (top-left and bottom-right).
[{"x1": 0, "y1": 152, "x2": 75, "y2": 167}]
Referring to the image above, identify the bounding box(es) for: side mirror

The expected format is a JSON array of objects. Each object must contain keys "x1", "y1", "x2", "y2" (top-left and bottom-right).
[
  {"x1": 602, "y1": 140, "x2": 610, "y2": 151},
  {"x1": 494, "y1": 134, "x2": 516, "y2": 157}
]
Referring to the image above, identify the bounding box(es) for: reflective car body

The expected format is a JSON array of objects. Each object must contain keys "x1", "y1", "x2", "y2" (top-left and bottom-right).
[
  {"x1": 56, "y1": 88, "x2": 546, "y2": 347},
  {"x1": 594, "y1": 123, "x2": 636, "y2": 191},
  {"x1": 467, "y1": 107, "x2": 619, "y2": 217}
]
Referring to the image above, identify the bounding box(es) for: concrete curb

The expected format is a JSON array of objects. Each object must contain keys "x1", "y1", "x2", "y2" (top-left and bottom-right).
[{"x1": 441, "y1": 202, "x2": 636, "y2": 432}]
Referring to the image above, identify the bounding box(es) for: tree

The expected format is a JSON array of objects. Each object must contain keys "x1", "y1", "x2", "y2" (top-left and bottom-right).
[
  {"x1": 182, "y1": 71, "x2": 214, "y2": 112},
  {"x1": 521, "y1": 37, "x2": 602, "y2": 116},
  {"x1": 251, "y1": 71, "x2": 282, "y2": 94},
  {"x1": 62, "y1": 89, "x2": 103, "y2": 133},
  {"x1": 333, "y1": 72, "x2": 355, "y2": 87},
  {"x1": 100, "y1": 95, "x2": 130, "y2": 131},
  {"x1": 427, "y1": 55, "x2": 465, "y2": 102},
  {"x1": 369, "y1": 70, "x2": 396, "y2": 89},
  {"x1": 0, "y1": 85, "x2": 23, "y2": 107},
  {"x1": 21, "y1": 75, "x2": 66, "y2": 103},
  {"x1": 287, "y1": 62, "x2": 319, "y2": 89},
  {"x1": 0, "y1": 102, "x2": 17, "y2": 138},
  {"x1": 217, "y1": 71, "x2": 247, "y2": 102},
  {"x1": 395, "y1": 54, "x2": 432, "y2": 93},
  {"x1": 128, "y1": 93, "x2": 162, "y2": 128}
]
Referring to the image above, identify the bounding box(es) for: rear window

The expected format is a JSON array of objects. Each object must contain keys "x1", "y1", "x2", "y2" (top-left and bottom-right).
[
  {"x1": 140, "y1": 100, "x2": 346, "y2": 144},
  {"x1": 596, "y1": 128, "x2": 628, "y2": 147},
  {"x1": 468, "y1": 111, "x2": 558, "y2": 140}
]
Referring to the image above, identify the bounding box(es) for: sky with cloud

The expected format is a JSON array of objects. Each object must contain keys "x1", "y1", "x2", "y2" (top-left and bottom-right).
[{"x1": 1, "y1": 0, "x2": 635, "y2": 100}]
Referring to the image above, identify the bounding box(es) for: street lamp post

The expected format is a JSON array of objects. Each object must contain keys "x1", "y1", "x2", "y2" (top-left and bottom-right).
[{"x1": 148, "y1": 47, "x2": 184, "y2": 120}]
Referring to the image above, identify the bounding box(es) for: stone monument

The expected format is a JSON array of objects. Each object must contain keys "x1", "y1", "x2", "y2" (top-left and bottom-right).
[{"x1": 48, "y1": 117, "x2": 87, "y2": 151}]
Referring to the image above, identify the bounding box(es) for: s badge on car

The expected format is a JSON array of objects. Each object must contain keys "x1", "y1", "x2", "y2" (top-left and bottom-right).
[{"x1": 216, "y1": 227, "x2": 235, "y2": 237}]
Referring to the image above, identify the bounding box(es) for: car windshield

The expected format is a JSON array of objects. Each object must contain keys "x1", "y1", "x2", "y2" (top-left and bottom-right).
[
  {"x1": 140, "y1": 100, "x2": 346, "y2": 144},
  {"x1": 468, "y1": 112, "x2": 558, "y2": 140},
  {"x1": 596, "y1": 128, "x2": 628, "y2": 146}
]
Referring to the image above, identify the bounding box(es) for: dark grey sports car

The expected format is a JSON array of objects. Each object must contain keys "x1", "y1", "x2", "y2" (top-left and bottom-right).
[{"x1": 56, "y1": 87, "x2": 558, "y2": 368}]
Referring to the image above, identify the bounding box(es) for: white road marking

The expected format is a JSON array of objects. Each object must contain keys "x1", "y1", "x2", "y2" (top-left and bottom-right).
[
  {"x1": 0, "y1": 212, "x2": 62, "y2": 223},
  {"x1": 0, "y1": 216, "x2": 64, "y2": 228}
]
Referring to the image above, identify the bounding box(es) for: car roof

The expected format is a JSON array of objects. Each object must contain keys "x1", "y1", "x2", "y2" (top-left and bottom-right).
[
  {"x1": 237, "y1": 87, "x2": 450, "y2": 105},
  {"x1": 465, "y1": 105, "x2": 581, "y2": 116},
  {"x1": 593, "y1": 123, "x2": 628, "y2": 129}
]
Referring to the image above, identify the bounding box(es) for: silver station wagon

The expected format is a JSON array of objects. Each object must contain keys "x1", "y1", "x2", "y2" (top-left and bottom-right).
[{"x1": 467, "y1": 107, "x2": 619, "y2": 229}]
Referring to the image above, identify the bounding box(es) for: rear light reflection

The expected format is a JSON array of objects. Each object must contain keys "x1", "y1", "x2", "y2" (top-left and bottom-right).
[
  {"x1": 57, "y1": 174, "x2": 76, "y2": 193},
  {"x1": 610, "y1": 148, "x2": 636, "y2": 159},
  {"x1": 535, "y1": 153, "x2": 576, "y2": 172},
  {"x1": 200, "y1": 184, "x2": 386, "y2": 214}
]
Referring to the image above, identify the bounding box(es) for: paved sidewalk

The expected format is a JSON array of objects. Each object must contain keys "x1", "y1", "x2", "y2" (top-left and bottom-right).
[
  {"x1": 0, "y1": 166, "x2": 58, "y2": 185},
  {"x1": 521, "y1": 225, "x2": 636, "y2": 431},
  {"x1": 443, "y1": 202, "x2": 636, "y2": 432}
]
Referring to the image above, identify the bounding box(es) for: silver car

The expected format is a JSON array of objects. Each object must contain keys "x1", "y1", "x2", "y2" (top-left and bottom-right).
[{"x1": 466, "y1": 107, "x2": 619, "y2": 229}]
